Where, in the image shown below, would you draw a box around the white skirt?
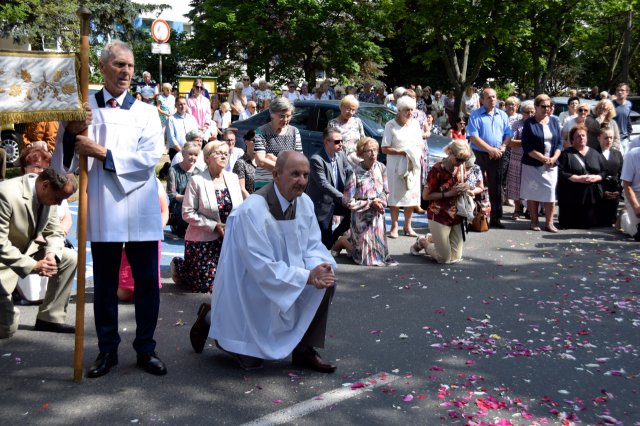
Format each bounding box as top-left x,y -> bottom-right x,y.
519,164 -> 557,203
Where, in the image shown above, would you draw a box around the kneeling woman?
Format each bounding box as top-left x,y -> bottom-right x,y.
171,141 -> 244,293
413,139 -> 471,264
331,137 -> 396,266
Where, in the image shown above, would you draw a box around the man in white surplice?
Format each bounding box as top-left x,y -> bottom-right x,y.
209,151 -> 338,372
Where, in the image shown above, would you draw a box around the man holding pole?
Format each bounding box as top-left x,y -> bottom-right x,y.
60,40 -> 166,378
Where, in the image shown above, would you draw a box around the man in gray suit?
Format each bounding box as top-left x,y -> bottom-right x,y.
0,168 -> 78,338
306,128 -> 352,249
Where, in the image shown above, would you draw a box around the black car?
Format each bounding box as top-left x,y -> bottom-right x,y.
231,100 -> 396,162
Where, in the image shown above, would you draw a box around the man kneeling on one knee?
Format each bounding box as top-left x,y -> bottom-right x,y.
0,168 -> 78,338
189,151 -> 338,373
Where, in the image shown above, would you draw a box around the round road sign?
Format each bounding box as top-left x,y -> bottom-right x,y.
151,19 -> 171,43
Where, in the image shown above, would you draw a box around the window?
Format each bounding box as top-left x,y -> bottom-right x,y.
290,106 -> 312,130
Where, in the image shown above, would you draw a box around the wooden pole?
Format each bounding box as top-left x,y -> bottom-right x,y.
73,3 -> 91,383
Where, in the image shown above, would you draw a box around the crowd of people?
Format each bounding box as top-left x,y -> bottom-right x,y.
2,39 -> 639,379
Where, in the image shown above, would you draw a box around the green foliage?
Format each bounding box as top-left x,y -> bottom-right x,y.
186,0 -> 392,88
0,0 -> 167,51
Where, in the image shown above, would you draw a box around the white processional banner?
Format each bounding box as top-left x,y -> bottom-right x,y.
0,50 -> 85,125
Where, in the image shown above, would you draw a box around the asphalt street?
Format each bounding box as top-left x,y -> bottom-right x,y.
1,206 -> 639,425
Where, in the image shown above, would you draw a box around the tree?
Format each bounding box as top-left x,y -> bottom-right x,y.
0,0 -> 165,51
186,0 -> 392,88
399,0 -> 523,118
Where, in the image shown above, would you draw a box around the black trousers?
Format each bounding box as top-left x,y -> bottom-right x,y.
319,204 -> 351,250
92,241 -> 160,354
296,285 -> 335,351
475,150 -> 503,221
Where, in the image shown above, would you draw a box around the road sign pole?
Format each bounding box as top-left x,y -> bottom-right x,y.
159,54 -> 163,88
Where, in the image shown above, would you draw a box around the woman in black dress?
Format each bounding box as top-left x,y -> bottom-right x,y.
595,127 -> 623,226
557,125 -> 607,229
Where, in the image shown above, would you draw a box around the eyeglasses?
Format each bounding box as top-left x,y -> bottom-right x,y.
333,139 -> 343,144
505,103 -> 514,106
362,149 -> 377,155
538,104 -> 551,109
194,86 -> 203,90
243,78 -> 249,81
455,157 -> 467,164
211,151 -> 229,157
223,138 -> 235,143
578,108 -> 589,113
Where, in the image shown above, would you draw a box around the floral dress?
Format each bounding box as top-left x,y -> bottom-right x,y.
232,153 -> 256,194
174,188 -> 233,293
506,118 -> 525,200
328,117 -> 365,161
343,161 -> 395,266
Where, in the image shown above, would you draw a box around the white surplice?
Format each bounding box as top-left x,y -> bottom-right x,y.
209,191 -> 336,360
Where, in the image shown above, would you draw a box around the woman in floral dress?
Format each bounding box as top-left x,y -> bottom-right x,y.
171,141 -> 244,293
331,137 -> 396,266
328,95 -> 365,165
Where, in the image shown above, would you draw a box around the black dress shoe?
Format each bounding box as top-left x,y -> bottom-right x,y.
292,348 -> 337,373
87,352 -> 118,378
214,340 -> 263,371
190,303 -> 211,354
33,319 -> 75,334
137,352 -> 167,376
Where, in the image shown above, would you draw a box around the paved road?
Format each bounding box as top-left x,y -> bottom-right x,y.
2,207 -> 639,425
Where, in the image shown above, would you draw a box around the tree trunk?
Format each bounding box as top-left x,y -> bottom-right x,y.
618,9 -> 632,83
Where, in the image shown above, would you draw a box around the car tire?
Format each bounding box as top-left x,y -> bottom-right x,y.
0,138 -> 20,166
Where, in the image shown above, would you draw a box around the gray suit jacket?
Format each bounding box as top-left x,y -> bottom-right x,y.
306,148 -> 351,226
0,175 -> 65,288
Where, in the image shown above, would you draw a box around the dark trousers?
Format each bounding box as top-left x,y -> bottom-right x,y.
92,241 -> 160,354
319,205 -> 351,250
475,150 -> 503,221
296,285 -> 335,351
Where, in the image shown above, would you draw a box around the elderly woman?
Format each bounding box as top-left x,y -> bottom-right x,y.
411,140 -> 472,263
253,97 -> 303,186
233,129 -> 260,198
330,137 -> 396,266
561,102 -> 598,148
171,141 -> 244,293
228,82 -> 247,122
381,95 -> 424,238
254,79 -> 274,111
328,95 -> 365,164
507,102 -> 535,220
590,99 -> 621,150
167,141 -> 202,238
557,125 -> 607,229
299,82 -> 314,100
170,129 -> 207,171
520,94 -> 563,232
595,127 -> 623,226
213,101 -> 232,132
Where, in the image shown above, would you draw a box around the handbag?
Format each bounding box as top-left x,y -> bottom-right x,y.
469,200 -> 489,232
455,166 -> 475,220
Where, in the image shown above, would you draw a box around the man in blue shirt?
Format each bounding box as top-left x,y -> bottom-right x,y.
467,88 -> 513,228
166,96 -> 198,160
613,83 -> 633,155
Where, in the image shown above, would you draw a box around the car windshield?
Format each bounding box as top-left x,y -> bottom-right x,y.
357,106 -> 396,135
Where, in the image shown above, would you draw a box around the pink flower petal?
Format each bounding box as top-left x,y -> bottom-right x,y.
403,394 -> 414,402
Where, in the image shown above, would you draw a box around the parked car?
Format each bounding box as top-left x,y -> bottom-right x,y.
230,100 -> 395,162
552,96 -> 640,136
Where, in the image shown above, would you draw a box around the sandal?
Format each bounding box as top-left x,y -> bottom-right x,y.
530,222 -> 541,232
545,224 -> 559,233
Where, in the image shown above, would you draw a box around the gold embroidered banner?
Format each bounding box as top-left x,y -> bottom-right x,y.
0,50 -> 85,125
